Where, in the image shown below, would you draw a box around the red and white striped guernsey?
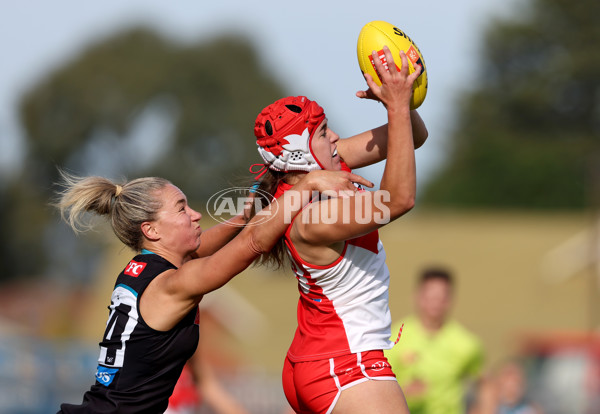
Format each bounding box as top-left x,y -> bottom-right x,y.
276,182 -> 395,363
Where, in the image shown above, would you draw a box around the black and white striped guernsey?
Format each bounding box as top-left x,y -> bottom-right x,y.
59,252 -> 199,414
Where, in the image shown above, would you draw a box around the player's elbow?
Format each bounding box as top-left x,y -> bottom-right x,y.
389,195 -> 415,219
413,128 -> 428,149
243,226 -> 271,257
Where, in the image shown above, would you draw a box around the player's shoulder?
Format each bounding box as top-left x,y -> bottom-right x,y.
120,253 -> 175,279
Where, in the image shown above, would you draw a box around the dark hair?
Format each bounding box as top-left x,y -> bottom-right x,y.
249,169 -> 289,268
418,266 -> 454,288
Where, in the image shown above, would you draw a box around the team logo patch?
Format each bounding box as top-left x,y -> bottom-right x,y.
95,365 -> 119,387
124,260 -> 147,277
371,361 -> 391,371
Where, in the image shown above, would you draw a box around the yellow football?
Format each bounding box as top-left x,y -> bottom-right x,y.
357,21 -> 428,109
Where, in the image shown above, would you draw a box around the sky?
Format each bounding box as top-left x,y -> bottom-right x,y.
0,0 -> 520,188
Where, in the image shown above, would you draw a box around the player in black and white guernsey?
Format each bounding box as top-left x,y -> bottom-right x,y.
60,252 -> 196,413
55,170 -> 371,413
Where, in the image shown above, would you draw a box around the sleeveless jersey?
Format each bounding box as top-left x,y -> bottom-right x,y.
277,179 -> 394,362
59,252 -> 199,414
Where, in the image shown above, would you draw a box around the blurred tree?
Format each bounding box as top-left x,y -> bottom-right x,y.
421,0 -> 599,209
2,27 -> 285,283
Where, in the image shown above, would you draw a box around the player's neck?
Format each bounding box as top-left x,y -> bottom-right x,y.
420,316 -> 445,333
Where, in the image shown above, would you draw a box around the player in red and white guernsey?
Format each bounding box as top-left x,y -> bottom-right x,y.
250,48 -> 428,414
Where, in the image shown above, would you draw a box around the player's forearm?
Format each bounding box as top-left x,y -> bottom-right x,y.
379,106 -> 416,218
249,178 -> 316,253
194,215 -> 245,258
340,109 -> 427,169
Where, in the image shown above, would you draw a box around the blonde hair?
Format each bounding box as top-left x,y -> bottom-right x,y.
55,171 -> 171,251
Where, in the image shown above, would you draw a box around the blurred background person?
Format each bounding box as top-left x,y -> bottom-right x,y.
385,266 -> 484,414
469,358 -> 544,414
166,343 -> 250,414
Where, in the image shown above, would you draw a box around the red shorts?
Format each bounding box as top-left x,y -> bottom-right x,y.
282,350 -> 397,414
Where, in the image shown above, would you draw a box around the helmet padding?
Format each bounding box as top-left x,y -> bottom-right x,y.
254,96 -> 326,172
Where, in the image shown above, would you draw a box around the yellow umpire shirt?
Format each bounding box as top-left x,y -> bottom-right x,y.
385,315 -> 484,414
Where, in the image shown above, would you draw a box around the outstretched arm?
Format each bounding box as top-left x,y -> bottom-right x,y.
171,170 -> 372,296
192,215 -> 246,258
292,47 -> 420,247
141,170 -> 372,331
192,187 -> 258,258
337,110 -> 427,169
186,342 -> 250,414
192,191 -> 256,258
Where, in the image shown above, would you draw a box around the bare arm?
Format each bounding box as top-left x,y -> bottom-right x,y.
141,170 -> 371,330
467,377 -> 499,414
187,343 -> 250,414
293,48 -> 420,248
180,170 -> 371,293
411,110 -> 428,149
142,170 -> 373,330
193,190 -> 257,258
337,109 -> 427,170
192,214 -> 246,258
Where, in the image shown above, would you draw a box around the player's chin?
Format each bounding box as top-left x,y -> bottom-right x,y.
196,237 -> 202,250
331,156 -> 342,171
320,157 -> 342,172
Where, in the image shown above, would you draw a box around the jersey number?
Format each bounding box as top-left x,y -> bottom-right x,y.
98,285 -> 139,367
103,303 -> 132,365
